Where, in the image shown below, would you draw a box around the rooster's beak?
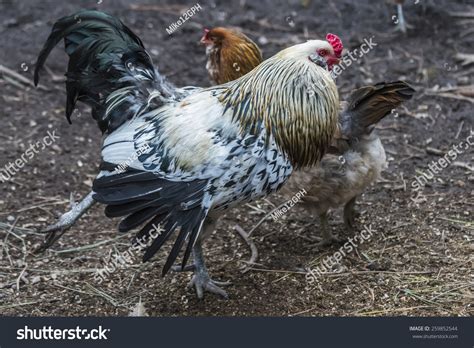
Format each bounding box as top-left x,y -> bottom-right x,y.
327,57 -> 340,66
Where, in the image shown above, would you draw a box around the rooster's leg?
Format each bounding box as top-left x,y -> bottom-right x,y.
187,219 -> 231,299
312,212 -> 342,248
343,196 -> 358,230
35,192 -> 96,252
188,241 -> 231,299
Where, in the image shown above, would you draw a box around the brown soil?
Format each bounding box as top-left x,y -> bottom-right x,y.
0,0 -> 472,316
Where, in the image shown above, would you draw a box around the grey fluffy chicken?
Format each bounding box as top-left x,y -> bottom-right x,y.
282,81 -> 415,246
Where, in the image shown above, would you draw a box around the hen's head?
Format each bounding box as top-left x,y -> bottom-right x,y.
200,27 -> 239,48
279,33 -> 343,71
200,27 -> 219,47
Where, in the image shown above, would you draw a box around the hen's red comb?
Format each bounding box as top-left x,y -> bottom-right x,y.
202,28 -> 210,41
326,33 -> 343,58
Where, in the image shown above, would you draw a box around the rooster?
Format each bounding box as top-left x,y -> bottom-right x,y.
200,27 -> 263,85
201,27 -> 414,246
34,10 -> 198,250
36,12 -> 343,298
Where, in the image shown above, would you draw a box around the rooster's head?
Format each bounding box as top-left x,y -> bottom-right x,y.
279,33 -> 343,71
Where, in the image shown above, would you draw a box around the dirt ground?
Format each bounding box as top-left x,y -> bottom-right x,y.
0,0 -> 472,317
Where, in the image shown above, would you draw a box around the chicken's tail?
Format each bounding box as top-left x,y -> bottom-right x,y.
92,168 -> 210,276
34,10 -> 179,133
339,81 -> 415,140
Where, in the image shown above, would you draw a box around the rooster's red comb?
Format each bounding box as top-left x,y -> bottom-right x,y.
326,33 -> 343,58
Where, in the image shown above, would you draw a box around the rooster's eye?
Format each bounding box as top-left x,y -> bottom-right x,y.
318,49 -> 328,56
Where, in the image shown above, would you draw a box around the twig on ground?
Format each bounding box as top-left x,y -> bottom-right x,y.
16,266 -> 28,292
356,305 -> 435,316
0,64 -> 48,91
0,222 -> 41,236
452,161 -> 474,172
16,199 -> 69,213
449,11 -> 474,19
44,66 -> 66,83
233,225 -> 258,273
85,282 -> 120,306
425,146 -> 444,156
244,203 -> 268,215
49,233 -> 130,254
424,86 -> 474,104
246,201 -> 288,237
0,301 -> 42,310
455,53 -> 474,66
2,75 -> 25,89
455,120 -> 464,139
2,217 -> 19,267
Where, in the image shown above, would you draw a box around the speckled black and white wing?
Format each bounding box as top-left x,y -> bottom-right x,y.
93,87 -> 292,275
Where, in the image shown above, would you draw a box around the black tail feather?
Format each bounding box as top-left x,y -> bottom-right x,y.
93,169 -> 209,275
117,205 -> 168,231
34,10 -> 176,133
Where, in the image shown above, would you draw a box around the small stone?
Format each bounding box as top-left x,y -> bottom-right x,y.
455,180 -> 465,187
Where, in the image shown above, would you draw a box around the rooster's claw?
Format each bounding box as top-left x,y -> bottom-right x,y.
188,273 -> 231,299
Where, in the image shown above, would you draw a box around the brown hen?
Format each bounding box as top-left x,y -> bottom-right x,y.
201,27 -> 263,85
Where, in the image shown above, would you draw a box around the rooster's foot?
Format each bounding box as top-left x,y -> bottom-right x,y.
34,192 -> 96,253
188,240 -> 231,299
188,272 -> 231,299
